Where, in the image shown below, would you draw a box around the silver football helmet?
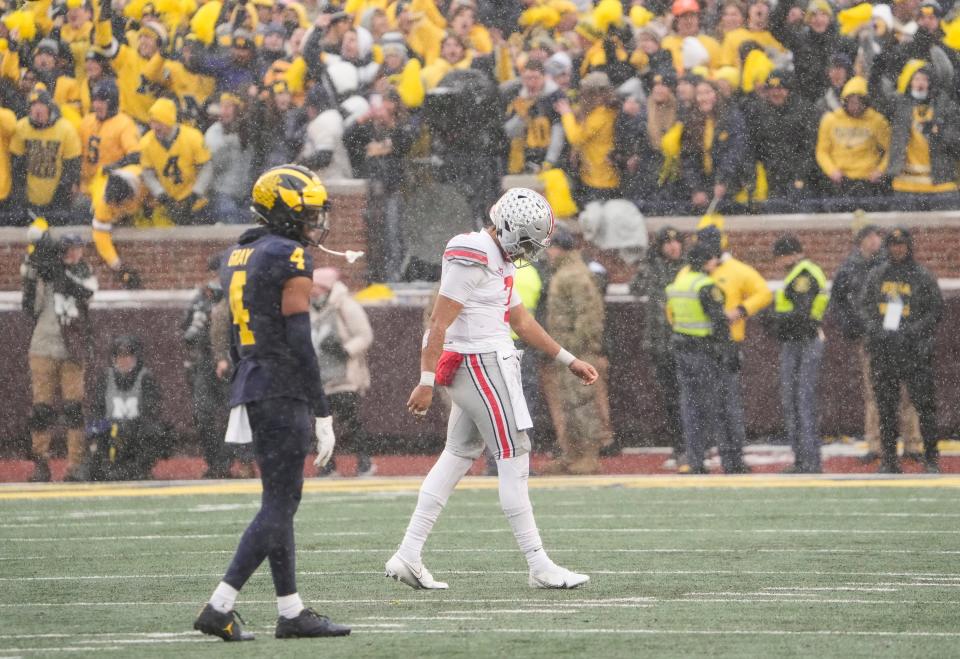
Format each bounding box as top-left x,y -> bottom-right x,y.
489,187 -> 556,263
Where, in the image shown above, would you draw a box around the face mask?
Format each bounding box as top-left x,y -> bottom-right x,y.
911,89 -> 928,101
311,295 -> 328,310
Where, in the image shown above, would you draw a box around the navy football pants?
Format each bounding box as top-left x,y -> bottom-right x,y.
223,398 -> 311,597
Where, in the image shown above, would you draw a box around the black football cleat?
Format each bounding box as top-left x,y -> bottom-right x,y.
275,608 -> 351,639
193,604 -> 255,641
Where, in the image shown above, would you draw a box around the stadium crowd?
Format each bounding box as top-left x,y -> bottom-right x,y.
3,0 -> 960,275
5,0 -> 953,481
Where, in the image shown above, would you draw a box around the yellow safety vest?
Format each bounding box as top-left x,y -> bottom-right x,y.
775,259 -> 829,321
511,265 -> 542,341
666,270 -> 715,337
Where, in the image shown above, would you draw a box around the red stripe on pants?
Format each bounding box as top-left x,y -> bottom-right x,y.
468,354 -> 511,459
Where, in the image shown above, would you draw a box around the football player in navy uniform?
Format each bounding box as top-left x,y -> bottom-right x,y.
193,164 -> 351,641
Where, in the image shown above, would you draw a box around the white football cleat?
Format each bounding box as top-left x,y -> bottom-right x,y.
385,553 -> 449,590
528,563 -> 590,589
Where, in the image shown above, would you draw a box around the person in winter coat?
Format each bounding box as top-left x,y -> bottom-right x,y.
679,78 -> 748,212
887,61 -> 960,210
541,229 -> 610,475
554,71 -> 621,204
10,87 -> 82,221
204,93 -> 256,224
631,227 -> 686,469
770,0 -> 856,103
22,231 -> 97,482
829,224 -> 924,464
859,227 -> 943,474
814,53 -> 854,117
815,76 -> 891,204
88,335 -> 166,481
309,268 -> 376,477
744,70 -> 819,208
871,0 -> 956,105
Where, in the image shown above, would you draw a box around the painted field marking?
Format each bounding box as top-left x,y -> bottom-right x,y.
7,627 -> 953,641
4,569 -> 960,584
5,548 -> 960,561
6,526 -> 960,543
0,496 -> 955,520
6,595 -> 960,610
3,474 -> 960,501
7,509 -> 960,530
11,508 -> 960,532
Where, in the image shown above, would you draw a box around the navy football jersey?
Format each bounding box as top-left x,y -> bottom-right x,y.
220,227 -> 317,407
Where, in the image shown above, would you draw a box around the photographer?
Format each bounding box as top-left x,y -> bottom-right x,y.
309,268 -> 375,477
88,335 -> 167,481
22,228 -> 97,482
182,256 -> 230,478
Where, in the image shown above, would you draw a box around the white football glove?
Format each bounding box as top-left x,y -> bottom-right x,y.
313,416 -> 336,468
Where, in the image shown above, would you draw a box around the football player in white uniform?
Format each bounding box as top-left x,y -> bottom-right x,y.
385,188 -> 599,590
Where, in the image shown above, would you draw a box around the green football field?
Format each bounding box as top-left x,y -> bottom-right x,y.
1,475 -> 959,658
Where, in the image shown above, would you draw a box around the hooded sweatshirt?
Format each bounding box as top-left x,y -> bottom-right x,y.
859,235 -> 943,359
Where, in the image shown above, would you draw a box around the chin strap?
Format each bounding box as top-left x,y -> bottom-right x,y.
318,244 -> 365,264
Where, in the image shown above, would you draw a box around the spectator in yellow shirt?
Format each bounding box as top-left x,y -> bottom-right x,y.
0,105 -> 16,212
816,76 -> 891,204
139,98 -> 213,225
90,165 -> 146,288
554,71 -> 620,204
10,87 -> 82,223
661,0 -> 723,74
720,0 -> 785,68
421,32 -> 474,90
78,79 -> 140,195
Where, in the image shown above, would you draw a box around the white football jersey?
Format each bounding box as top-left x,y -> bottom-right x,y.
437,230 -> 522,354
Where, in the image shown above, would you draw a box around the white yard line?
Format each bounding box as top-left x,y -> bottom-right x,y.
6,527 -> 960,542
4,596 -> 960,609
350,627 -> 960,638
1,624 -> 958,654
6,510 -> 960,529
0,496 -> 954,520
9,505 -> 960,530
0,597 -> 656,608
5,548 -> 960,562
3,569 -> 960,583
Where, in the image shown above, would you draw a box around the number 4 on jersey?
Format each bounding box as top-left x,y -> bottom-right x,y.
229,271 -> 256,345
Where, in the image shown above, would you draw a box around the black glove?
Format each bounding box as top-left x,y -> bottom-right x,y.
117,265 -> 143,289
320,333 -> 348,360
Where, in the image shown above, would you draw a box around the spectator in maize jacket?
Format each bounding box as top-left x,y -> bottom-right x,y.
554,71 -> 620,204
815,76 -> 891,201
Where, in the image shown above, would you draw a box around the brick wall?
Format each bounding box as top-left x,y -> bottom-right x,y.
0,183 -> 370,292
2,186 -> 960,290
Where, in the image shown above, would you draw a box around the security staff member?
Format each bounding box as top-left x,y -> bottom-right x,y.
859,227 -> 944,473
772,235 -> 828,474
666,240 -> 731,475
694,220 -> 772,473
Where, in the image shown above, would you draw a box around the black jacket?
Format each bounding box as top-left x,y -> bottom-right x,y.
631,254 -> 684,353
828,247 -> 885,340
770,3 -> 856,102
744,93 -> 819,195
887,93 -> 960,184
774,261 -> 824,342
680,104 -> 749,195
859,256 -> 944,359
344,119 -> 417,190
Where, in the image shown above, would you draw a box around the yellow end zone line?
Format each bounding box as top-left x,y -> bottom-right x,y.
2,474 -> 960,500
